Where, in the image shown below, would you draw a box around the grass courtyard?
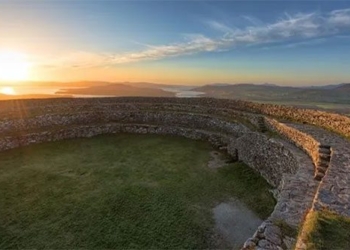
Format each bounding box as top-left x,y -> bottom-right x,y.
0,134 -> 275,249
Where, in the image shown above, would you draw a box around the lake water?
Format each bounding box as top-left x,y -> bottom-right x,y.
160,87 -> 204,98
1,86 -> 205,98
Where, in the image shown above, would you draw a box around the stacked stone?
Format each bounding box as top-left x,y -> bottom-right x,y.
230,148 -> 239,162
314,145 -> 332,181
1,97 -> 349,138
257,116 -> 267,133
242,220 -> 295,250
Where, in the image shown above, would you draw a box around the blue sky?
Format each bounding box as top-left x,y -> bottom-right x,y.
1,0 -> 350,85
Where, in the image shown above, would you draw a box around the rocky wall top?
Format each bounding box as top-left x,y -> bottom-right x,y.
0,97 -> 349,138
285,123 -> 350,217
0,110 -> 250,137
265,118 -> 320,164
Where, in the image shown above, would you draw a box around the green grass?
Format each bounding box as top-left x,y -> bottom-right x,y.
0,134 -> 275,249
302,210 -> 350,250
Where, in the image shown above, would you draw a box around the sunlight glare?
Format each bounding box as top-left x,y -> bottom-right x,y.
0,50 -> 30,81
0,87 -> 16,95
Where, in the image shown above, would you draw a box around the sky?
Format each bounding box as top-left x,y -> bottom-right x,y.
1,0 -> 350,86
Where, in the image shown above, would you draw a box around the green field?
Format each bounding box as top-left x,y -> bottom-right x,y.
302,210 -> 350,250
0,134 -> 275,249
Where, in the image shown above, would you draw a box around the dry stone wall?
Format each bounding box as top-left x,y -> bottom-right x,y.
0,124 -> 230,152
0,111 -> 250,137
1,97 -> 349,250
264,118 -> 320,169
1,97 -> 349,137
228,133 -> 298,189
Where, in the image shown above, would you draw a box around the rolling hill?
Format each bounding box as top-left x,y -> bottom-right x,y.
194,83 -> 350,104
56,83 -> 175,97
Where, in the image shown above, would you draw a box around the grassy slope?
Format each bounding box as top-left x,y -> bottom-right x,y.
194,84 -> 350,113
0,134 -> 275,249
302,210 -> 350,250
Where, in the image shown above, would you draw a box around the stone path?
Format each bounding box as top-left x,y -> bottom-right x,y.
285,123 -> 350,217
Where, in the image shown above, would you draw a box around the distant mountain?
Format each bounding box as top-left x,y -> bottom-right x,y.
0,93 -> 72,100
208,83 -> 278,87
56,83 -> 175,97
125,82 -> 195,89
334,83 -> 350,91
262,83 -> 278,87
194,84 -> 298,99
0,81 -> 194,90
206,83 -> 232,87
301,83 -> 350,90
193,83 -> 350,105
0,81 -> 111,88
1,81 -> 349,113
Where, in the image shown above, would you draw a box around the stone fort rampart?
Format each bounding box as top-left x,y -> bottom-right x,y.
0,97 -> 349,250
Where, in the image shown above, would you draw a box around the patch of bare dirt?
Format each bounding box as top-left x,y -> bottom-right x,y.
207,150 -> 230,169
212,199 -> 263,249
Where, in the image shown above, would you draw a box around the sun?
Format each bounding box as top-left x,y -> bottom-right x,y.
0,50 -> 30,81
0,87 -> 16,95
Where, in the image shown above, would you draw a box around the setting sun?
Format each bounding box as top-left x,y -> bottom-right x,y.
0,51 -> 30,81
0,87 -> 16,95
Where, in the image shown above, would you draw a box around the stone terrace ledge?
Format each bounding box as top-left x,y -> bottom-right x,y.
285,123 -> 350,217
274,122 -> 350,250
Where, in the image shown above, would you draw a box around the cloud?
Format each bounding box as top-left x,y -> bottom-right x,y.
35,51 -> 111,69
39,8 -> 350,68
329,9 -> 350,26
111,34 -> 224,64
261,38 -> 328,50
242,15 -> 263,26
206,20 -> 236,34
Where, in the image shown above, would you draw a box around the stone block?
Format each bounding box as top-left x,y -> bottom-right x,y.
318,153 -> 331,161
317,166 -> 328,174
318,148 -> 331,154
243,238 -> 258,250
264,225 -> 282,246
314,171 -> 325,181
316,158 -> 329,168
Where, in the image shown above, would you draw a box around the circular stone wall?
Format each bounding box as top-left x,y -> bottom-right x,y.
1,97 -> 349,250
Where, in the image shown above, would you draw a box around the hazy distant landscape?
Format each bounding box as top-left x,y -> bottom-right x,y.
194,83 -> 350,114
56,83 -> 175,97
1,81 -> 349,114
